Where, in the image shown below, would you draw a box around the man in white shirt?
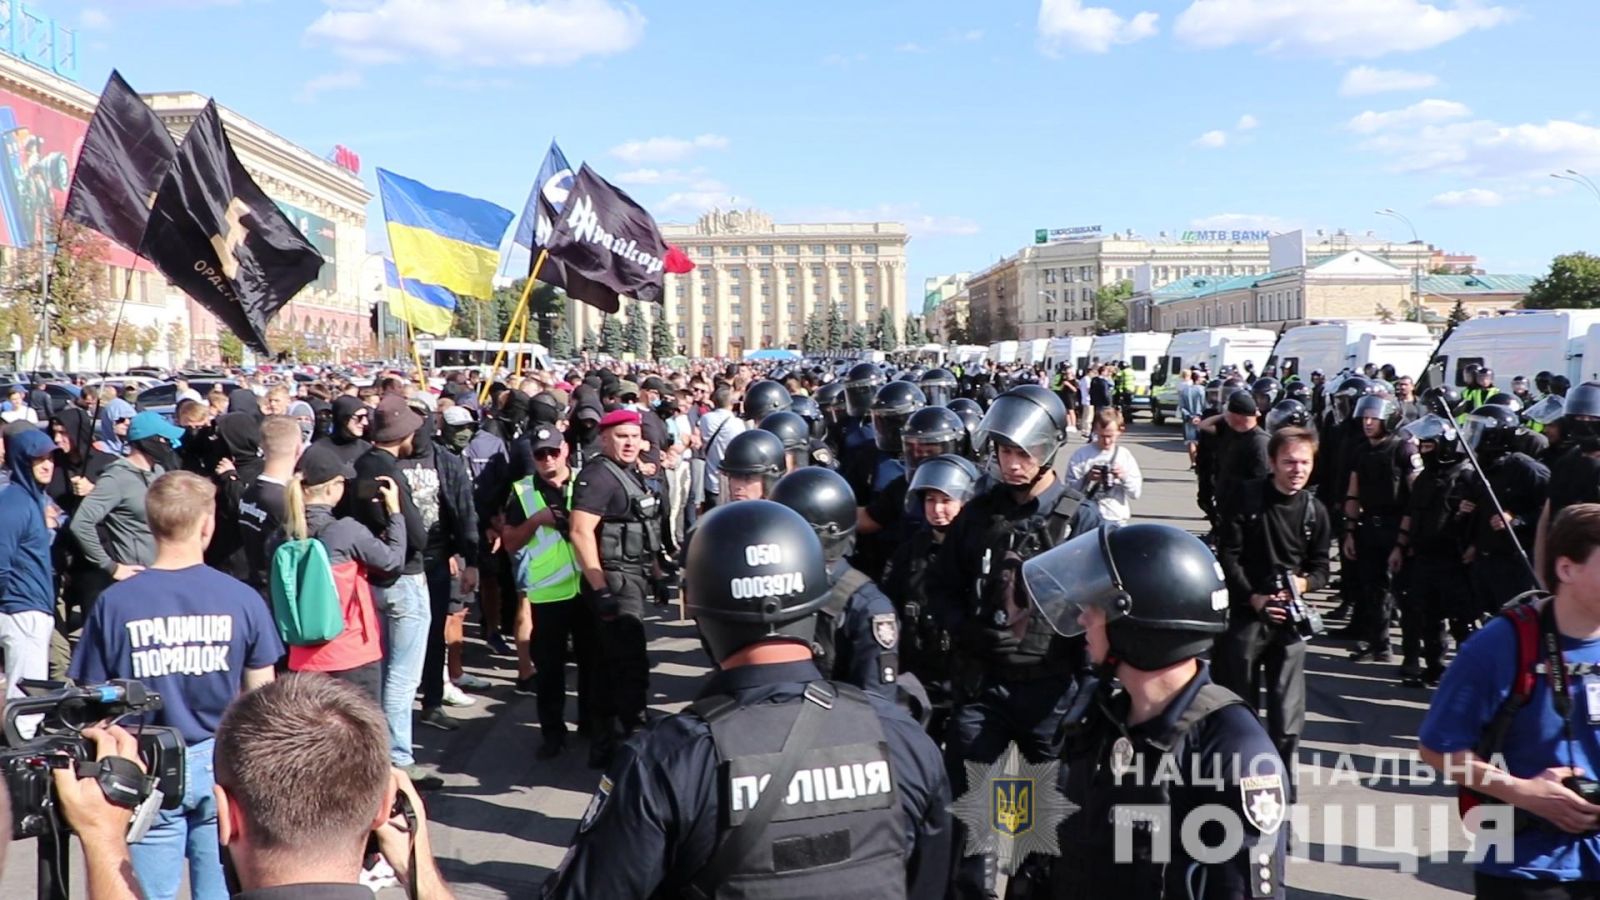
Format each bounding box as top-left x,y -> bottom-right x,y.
1067,408 -> 1143,524
697,386 -> 745,509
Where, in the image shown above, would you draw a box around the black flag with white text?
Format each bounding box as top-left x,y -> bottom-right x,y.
544,164 -> 671,311
63,70 -> 177,253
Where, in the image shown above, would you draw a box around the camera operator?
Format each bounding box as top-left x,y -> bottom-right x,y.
1214,427 -> 1330,794
1420,504 -> 1600,898
1066,409 -> 1143,525
55,676 -> 454,900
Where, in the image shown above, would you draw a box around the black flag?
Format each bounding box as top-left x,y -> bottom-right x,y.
140,101 -> 323,355
63,70 -> 178,253
544,164 -> 671,312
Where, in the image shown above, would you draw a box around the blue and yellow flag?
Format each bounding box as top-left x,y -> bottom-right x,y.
384,258 -> 456,337
377,168 -> 513,300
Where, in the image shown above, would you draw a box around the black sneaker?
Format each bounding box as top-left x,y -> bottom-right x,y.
420,706 -> 459,732
1326,602 -> 1353,621
536,740 -> 564,760
587,742 -> 614,770
1423,666 -> 1444,686
513,675 -> 537,696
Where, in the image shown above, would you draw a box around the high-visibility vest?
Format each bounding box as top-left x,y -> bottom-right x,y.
511,476 -> 581,603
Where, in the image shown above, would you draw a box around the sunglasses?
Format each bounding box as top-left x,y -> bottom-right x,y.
351,412 -> 370,421
534,448 -> 562,460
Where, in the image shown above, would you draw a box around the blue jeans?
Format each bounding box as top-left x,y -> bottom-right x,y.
376,572 -> 432,767
131,738 -> 225,900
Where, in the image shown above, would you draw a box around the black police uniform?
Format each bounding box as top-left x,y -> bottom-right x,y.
1213,476 -> 1331,777
814,558 -> 901,701
572,454 -> 663,753
1049,664 -> 1288,900
1396,454 -> 1473,676
1214,423 -> 1271,518
1546,450 -> 1600,520
1347,433 -> 1420,653
1466,451 -> 1548,617
1193,402 -> 1222,527
542,660 -> 954,900
881,526 -> 956,736
928,476 -> 1094,898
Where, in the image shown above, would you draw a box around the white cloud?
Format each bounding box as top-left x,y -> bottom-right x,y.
608,134 -> 729,166
613,167 -> 714,186
78,8 -> 112,30
1174,0 -> 1511,59
1037,0 -> 1159,55
1357,115 -> 1600,178
895,41 -> 929,53
305,0 -> 644,67
1236,113 -> 1259,131
1347,98 -> 1471,134
1193,129 -> 1228,148
955,28 -> 985,42
1189,212 -> 1299,232
297,69 -> 364,102
821,52 -> 868,67
1429,188 -> 1503,208
656,186 -> 744,218
789,203 -> 980,237
1340,65 -> 1440,97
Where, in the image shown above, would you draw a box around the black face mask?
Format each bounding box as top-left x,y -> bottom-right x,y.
133,436 -> 179,471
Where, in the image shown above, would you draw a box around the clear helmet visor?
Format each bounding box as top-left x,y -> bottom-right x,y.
719,470 -> 778,502
1525,395 -> 1564,425
1458,413 -> 1496,451
1020,529 -> 1124,638
1398,414 -> 1459,446
972,395 -> 1062,464
921,383 -> 955,407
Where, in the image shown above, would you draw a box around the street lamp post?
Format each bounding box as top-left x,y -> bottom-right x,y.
1551,169 -> 1600,205
1375,208 -> 1424,321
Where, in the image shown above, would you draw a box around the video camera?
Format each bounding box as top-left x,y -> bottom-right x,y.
0,680 -> 184,840
1273,568 -> 1325,639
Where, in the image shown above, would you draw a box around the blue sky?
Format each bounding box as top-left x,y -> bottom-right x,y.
51,0 -> 1600,310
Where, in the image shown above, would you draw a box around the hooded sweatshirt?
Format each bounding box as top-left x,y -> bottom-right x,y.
47,407 -> 116,514
97,398 -> 136,456
68,456 -> 162,574
207,413 -> 264,581
315,396 -> 372,465
395,416 -> 478,567
227,390 -> 262,419
0,429 -> 57,614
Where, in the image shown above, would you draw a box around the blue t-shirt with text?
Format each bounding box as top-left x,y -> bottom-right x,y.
1419,612 -> 1600,880
70,565 -> 283,745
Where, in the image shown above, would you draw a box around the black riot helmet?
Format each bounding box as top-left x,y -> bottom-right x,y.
719,429 -> 787,499
906,454 -> 982,508
1331,375 -> 1373,424
973,383 -> 1067,465
1399,414 -> 1464,464
947,396 -> 983,418
870,381 -> 927,454
1523,394 -> 1564,428
1552,375 -> 1573,397
1265,399 -> 1311,433
918,368 -> 958,407
684,500 -> 832,663
947,401 -> 985,461
1022,524 -> 1228,671
1421,385 -> 1463,419
759,410 -> 812,471
843,363 -> 885,418
814,381 -> 847,423
900,406 -> 965,475
1354,394 -> 1402,434
743,380 -> 793,422
1485,392 -> 1522,413
768,467 -> 857,561
788,395 -> 826,441
1536,371 -> 1554,394
1460,404 -> 1521,461
1204,378 -> 1225,409
1564,381 -> 1600,419
1283,380 -> 1312,405
1251,376 -> 1283,413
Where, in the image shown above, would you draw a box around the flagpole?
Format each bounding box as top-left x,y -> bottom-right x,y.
100,265 -> 139,373
33,240 -> 55,371
480,248 -> 546,402
516,290 -> 531,378
398,288 -> 427,388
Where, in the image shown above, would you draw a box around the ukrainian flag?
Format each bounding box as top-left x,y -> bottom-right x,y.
377,168 -> 513,300
384,258 -> 457,337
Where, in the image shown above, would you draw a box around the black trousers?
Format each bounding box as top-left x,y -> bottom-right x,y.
327,660 -> 384,708
1211,616 -> 1305,796
420,563 -> 453,709
1354,517 -> 1400,649
1476,874 -> 1600,899
1399,554 -> 1464,669
590,569 -> 650,744
532,596 -> 597,745
1473,553 -> 1538,620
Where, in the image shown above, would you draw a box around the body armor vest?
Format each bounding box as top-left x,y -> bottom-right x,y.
591,456 -> 662,572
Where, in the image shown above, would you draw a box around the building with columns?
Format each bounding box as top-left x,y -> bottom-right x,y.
0,50 -> 370,371
565,208 -> 909,358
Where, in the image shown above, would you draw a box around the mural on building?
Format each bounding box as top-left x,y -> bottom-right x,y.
274,199 -> 337,293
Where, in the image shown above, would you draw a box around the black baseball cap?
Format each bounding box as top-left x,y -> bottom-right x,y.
298,443 -> 357,487
1226,390 -> 1258,416
530,426 -> 565,453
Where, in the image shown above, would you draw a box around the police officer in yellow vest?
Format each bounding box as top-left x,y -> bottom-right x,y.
497,425 -> 596,760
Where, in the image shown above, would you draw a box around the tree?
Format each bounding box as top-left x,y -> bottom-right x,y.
848,323 -> 869,351
650,308 -> 674,359
598,314 -> 624,355
874,306 -> 898,350
825,302 -> 846,352
581,327 -> 598,354
1373,303 -> 1396,324
1448,298 -> 1471,327
6,214 -> 110,360
165,321 -> 187,366
1524,252 -> 1600,309
623,303 -> 649,357
1093,280 -> 1133,333
803,310 -> 825,353
217,331 -> 244,366
549,306 -> 575,358
903,314 -> 923,346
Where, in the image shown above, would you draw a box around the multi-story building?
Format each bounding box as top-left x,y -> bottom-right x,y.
565,208 -> 908,358
966,229 -> 1438,340
0,49 -> 371,371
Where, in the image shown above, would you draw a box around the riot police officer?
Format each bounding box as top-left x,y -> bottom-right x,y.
787,395 -> 836,468
859,405 -> 966,556
1264,398 -> 1312,433
759,410 -> 814,473
918,367 -> 958,407
1460,404 -> 1548,618
769,467 -> 903,699
815,380 -> 848,458
1020,524 -> 1288,900
947,398 -> 985,462
718,429 -> 788,502
1251,376 -> 1283,414
568,409 -> 664,768
840,362 -> 884,467
927,383 -> 1097,899
543,500 -> 954,900
1389,415 -> 1474,685
880,454 -> 981,739
1535,382 -> 1600,580
743,379 -> 793,427
1341,395 -> 1420,664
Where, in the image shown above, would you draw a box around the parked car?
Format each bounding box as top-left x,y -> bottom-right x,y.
1,382 -> 80,415
135,378 -> 241,415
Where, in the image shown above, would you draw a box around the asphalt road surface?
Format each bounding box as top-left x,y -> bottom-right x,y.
0,421 -> 1479,898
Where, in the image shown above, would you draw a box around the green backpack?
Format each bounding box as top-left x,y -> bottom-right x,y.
269,539 -> 345,646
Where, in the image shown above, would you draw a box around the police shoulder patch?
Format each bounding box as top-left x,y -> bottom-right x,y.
1239,773 -> 1285,834
871,613 -> 898,649
578,774 -> 613,833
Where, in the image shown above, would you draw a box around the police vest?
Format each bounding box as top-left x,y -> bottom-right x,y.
889,530 -> 952,685
589,456 -> 662,572
971,487 -> 1099,666
689,682 -> 907,900
813,564 -> 872,684
511,476 -> 581,603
